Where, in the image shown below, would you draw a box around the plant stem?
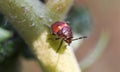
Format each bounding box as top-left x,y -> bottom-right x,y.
0,0 -> 81,72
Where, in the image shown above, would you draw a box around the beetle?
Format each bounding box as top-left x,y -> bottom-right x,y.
51,21 -> 87,52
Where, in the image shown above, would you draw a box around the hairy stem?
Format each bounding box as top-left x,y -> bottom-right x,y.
0,0 -> 80,72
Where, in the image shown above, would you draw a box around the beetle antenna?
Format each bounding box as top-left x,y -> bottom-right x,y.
56,39 -> 63,52
72,36 -> 87,41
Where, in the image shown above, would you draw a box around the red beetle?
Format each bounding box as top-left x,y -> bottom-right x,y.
51,21 -> 87,52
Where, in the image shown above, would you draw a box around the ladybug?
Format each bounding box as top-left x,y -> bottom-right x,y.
51,21 -> 87,52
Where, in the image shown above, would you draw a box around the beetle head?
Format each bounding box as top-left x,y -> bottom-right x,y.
64,37 -> 72,45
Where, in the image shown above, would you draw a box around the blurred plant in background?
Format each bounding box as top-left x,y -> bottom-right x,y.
0,14 -> 15,62
66,6 -> 92,36
0,13 -> 36,72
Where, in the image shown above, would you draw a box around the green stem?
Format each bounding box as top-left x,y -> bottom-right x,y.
0,0 -> 80,72
46,0 -> 73,21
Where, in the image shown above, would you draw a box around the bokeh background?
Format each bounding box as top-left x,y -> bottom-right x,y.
0,0 -> 120,72
75,0 -> 120,72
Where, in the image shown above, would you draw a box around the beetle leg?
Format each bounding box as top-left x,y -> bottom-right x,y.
54,38 -> 60,40
72,36 -> 87,41
56,39 -> 63,52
